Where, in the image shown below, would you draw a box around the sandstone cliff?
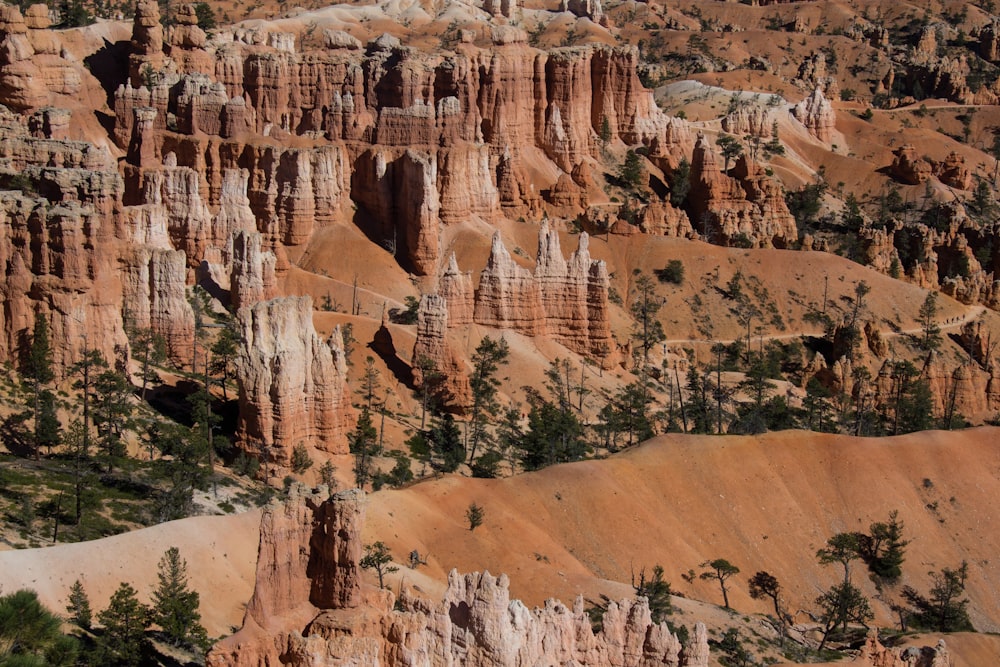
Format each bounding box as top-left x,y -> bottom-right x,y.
207,487 -> 709,667
235,297 -> 354,467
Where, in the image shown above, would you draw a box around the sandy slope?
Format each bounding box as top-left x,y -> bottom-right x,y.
4,427 -> 1000,654
0,509 -> 260,637
364,427 -> 1000,636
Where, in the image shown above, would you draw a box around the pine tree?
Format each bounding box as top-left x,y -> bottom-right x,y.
815,582 -> 873,652
66,579 -> 92,630
716,134 -> 744,173
618,150 -> 644,188
349,407 -> 378,487
360,542 -> 398,589
152,547 -> 208,649
24,312 -> 58,459
699,559 -> 740,609
0,589 -> 78,665
128,325 -> 166,400
93,369 -> 136,472
96,582 -> 151,666
669,158 -> 691,208
630,274 -> 666,364
633,565 -> 673,623
430,412 -> 464,473
209,320 -> 239,400
917,292 -> 942,351
466,337 -> 509,467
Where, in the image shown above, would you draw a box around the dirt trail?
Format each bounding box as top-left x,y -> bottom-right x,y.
662,304 -> 985,347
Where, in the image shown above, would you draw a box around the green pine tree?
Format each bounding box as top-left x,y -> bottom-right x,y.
66,579 -> 92,630
96,582 -> 151,666
152,547 -> 208,649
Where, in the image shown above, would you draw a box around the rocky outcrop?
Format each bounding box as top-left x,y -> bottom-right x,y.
0,4 -> 80,111
562,0 -> 604,23
235,297 -> 353,467
688,134 -> 797,248
855,630 -> 951,667
469,224 -> 614,359
411,293 -> 471,407
207,487 -> 708,667
352,148 -> 442,275
791,87 -> 835,143
122,247 -> 196,364
128,0 -> 165,87
0,113 -> 128,373
230,230 -> 277,310
979,18 -> 1000,63
484,0 -> 517,19
474,231 -> 547,335
722,105 -> 772,138
935,152 -> 972,190
439,252 -> 475,326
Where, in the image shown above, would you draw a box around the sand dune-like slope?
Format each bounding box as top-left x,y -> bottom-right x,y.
3,428 -> 1000,648
365,427 -> 1000,633
0,509 -> 261,636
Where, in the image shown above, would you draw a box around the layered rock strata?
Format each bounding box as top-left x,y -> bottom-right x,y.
235,297 -> 353,466
207,487 -> 709,667
429,224 -> 613,360
687,134 -> 797,248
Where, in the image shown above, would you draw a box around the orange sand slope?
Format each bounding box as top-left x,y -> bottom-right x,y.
2,428 -> 1000,646
366,428 -> 1000,634
0,509 -> 260,636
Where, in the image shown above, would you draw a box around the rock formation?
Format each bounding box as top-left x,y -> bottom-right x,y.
687,134 -> 797,248
411,293 -> 471,407
0,5 -> 80,111
230,230 -> 277,310
460,224 -> 614,359
791,87 -> 835,143
207,487 -> 709,667
128,0 -> 165,87
0,111 -> 127,372
235,297 -> 354,467
854,630 -> 951,667
474,231 -> 547,336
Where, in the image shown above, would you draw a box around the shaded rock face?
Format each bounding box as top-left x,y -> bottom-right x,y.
687,134 -> 797,248
235,297 -> 354,466
207,487 -> 708,667
352,148 -> 442,275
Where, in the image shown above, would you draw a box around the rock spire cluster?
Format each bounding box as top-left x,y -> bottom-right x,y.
207,487 -> 709,667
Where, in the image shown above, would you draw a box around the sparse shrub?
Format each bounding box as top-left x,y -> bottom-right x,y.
360,541 -> 398,589
633,565 -> 673,622
655,259 -> 685,285
466,502 -> 485,531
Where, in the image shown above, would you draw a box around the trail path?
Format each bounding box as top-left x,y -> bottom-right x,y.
662,305 -> 986,347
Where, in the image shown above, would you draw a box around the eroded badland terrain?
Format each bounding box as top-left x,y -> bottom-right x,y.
2,0 -> 1000,663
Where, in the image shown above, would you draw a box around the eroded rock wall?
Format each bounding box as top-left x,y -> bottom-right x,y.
207,487 -> 709,667
235,296 -> 353,465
